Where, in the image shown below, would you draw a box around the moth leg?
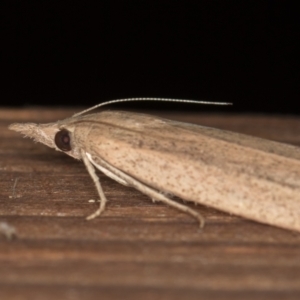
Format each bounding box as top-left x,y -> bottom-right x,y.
87,154 -> 205,228
86,153 -> 129,186
81,150 -> 108,220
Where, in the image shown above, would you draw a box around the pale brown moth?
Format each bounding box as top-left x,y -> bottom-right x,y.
9,98 -> 300,232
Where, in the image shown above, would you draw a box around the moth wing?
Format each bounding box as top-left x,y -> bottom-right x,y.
77,111 -> 300,231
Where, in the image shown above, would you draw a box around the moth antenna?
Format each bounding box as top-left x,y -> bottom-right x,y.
73,98 -> 232,117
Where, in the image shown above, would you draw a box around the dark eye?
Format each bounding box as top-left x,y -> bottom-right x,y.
55,129 -> 71,151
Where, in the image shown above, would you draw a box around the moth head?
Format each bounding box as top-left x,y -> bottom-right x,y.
9,122 -> 81,159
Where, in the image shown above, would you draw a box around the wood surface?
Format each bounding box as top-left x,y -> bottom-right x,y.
1,108 -> 300,300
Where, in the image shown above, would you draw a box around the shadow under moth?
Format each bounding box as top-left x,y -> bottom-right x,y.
9,98 -> 300,232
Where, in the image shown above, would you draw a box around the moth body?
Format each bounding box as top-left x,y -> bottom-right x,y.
9,103 -> 300,232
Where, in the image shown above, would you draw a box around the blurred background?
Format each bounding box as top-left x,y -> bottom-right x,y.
1,1 -> 299,114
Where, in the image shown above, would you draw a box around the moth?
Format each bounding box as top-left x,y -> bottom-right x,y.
9,98 -> 300,232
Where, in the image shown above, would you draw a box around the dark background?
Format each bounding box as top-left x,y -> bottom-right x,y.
1,1 -> 299,113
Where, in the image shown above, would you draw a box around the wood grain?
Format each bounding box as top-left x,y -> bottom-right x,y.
1,108 -> 300,300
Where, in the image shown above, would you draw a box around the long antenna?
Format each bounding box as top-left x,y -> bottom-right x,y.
73,97 -> 232,117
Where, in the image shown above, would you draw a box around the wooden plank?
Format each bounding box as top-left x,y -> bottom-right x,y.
1,108 -> 300,300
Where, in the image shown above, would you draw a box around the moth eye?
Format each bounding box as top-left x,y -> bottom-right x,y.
55,129 -> 72,151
